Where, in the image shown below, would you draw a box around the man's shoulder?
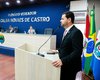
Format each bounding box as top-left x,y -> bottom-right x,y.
70,26 -> 82,36
73,26 -> 82,33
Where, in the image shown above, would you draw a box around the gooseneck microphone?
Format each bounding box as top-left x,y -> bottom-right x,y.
37,26 -> 60,57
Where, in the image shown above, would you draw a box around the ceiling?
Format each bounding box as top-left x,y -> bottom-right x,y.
0,0 -> 73,10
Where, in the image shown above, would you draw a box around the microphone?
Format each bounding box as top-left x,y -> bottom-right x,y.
37,26 -> 60,57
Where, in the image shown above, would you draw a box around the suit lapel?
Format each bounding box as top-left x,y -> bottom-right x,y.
61,25 -> 75,45
62,31 -> 70,41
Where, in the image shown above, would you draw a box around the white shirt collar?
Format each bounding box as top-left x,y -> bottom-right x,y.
65,24 -> 73,32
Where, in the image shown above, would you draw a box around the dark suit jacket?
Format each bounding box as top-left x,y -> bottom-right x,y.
58,25 -> 83,80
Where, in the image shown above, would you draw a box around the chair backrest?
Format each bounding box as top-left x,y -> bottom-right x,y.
44,28 -> 53,34
14,27 -> 18,33
75,71 -> 82,80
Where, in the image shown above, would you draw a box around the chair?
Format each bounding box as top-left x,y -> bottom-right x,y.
0,29 -> 4,32
14,27 -> 18,33
75,71 -> 83,80
44,28 -> 53,34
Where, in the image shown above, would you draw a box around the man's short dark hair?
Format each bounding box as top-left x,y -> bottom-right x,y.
63,11 -> 75,23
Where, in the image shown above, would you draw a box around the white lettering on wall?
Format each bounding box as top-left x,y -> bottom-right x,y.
31,17 -> 50,22
0,17 -> 50,23
8,11 -> 37,17
0,11 -> 51,23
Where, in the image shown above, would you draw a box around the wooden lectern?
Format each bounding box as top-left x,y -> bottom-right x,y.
15,43 -> 60,80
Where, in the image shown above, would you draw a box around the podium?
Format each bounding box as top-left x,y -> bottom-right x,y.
15,43 -> 60,80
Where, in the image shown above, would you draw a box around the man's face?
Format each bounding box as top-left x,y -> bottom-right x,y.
60,14 -> 69,28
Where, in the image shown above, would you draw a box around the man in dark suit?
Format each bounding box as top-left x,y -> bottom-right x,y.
52,11 -> 83,80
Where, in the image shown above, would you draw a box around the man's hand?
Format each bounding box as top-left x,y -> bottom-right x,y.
47,50 -> 59,54
52,59 -> 63,68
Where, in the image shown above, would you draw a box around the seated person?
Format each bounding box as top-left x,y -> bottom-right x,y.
0,26 -> 4,32
6,25 -> 14,33
0,29 -> 4,32
27,26 -> 36,34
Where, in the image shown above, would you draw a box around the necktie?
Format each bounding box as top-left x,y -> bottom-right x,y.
62,30 -> 67,40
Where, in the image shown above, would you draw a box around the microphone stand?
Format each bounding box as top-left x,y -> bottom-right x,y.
37,26 -> 60,57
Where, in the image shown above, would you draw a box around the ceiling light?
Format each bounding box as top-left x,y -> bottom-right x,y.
16,0 -> 21,4
29,0 -> 35,2
5,2 -> 10,6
